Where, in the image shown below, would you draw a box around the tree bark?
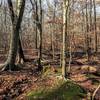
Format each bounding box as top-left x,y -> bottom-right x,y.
85,0 -> 89,61
16,0 -> 25,63
17,38 -> 26,63
62,0 -> 69,78
37,0 -> 43,71
2,0 -> 25,71
93,0 -> 97,53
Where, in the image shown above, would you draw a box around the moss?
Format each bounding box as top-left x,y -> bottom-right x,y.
87,74 -> 97,78
27,80 -> 86,100
42,66 -> 62,77
87,74 -> 100,85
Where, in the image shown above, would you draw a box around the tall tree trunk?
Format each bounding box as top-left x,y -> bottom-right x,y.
62,0 -> 69,78
85,0 -> 89,61
89,0 -> 92,32
82,3 -> 86,52
1,0 -> 25,71
16,0 -> 25,63
52,23 -> 55,61
35,0 -> 38,49
38,0 -> 43,71
35,24 -> 38,49
93,0 -> 97,53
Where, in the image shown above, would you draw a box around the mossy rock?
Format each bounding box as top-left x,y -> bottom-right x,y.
27,80 -> 86,100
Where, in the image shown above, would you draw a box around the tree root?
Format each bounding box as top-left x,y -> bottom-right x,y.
0,63 -> 21,71
0,64 -> 5,71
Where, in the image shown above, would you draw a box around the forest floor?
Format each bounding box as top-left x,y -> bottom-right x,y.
0,51 -> 100,100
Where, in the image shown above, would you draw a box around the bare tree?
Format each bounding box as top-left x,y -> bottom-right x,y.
62,0 -> 69,78
93,0 -> 97,53
1,0 -> 26,71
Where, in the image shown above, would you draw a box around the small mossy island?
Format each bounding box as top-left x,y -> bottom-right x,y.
27,80 -> 87,100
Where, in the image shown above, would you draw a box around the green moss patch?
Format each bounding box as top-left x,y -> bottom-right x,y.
87,74 -> 100,85
27,80 -> 86,100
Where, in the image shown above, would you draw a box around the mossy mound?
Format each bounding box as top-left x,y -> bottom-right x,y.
27,80 -> 86,100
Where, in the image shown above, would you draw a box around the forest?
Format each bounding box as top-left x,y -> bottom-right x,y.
0,0 -> 100,100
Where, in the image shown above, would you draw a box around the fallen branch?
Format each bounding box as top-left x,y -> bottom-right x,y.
92,84 -> 100,100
